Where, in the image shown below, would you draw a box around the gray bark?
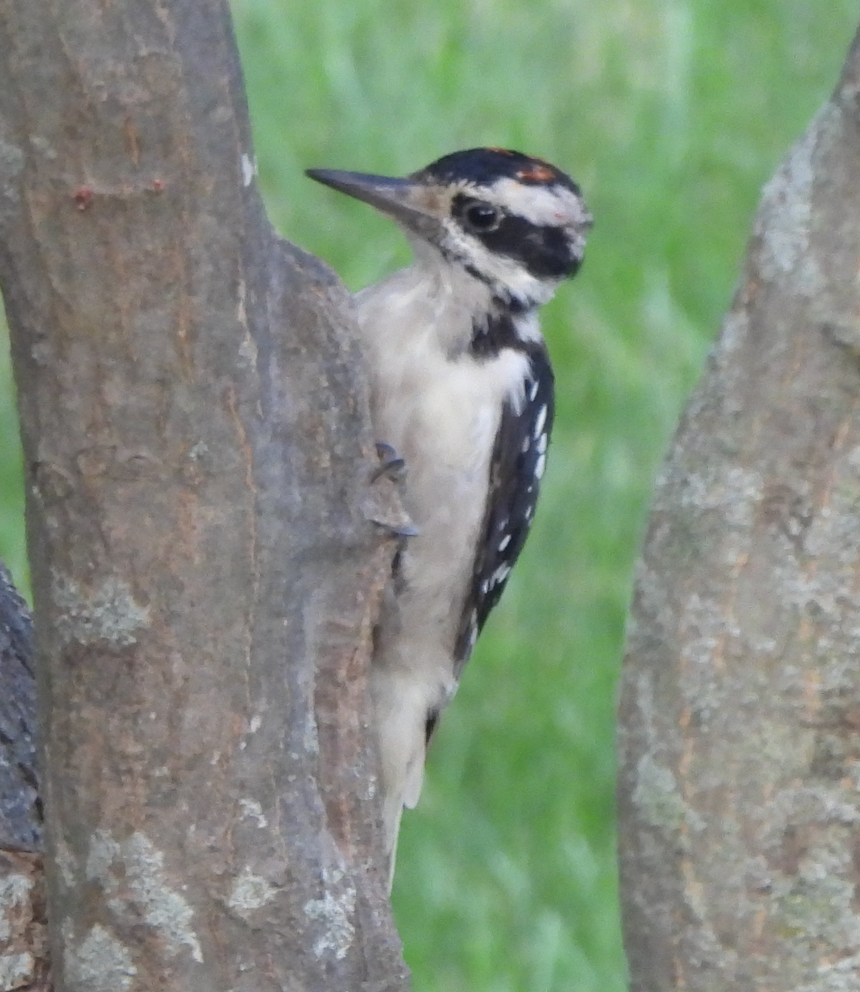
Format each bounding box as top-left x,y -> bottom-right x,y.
0,561 -> 39,853
0,1 -> 410,989
0,562 -> 47,991
618,24 -> 860,992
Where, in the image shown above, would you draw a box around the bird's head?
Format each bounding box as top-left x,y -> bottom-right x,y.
307,147 -> 592,309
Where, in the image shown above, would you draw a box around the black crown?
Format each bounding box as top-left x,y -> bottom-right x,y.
414,147 -> 581,195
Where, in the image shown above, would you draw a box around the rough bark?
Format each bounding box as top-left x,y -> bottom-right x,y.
0,562 -> 39,854
618,24 -> 860,992
0,1 -> 410,990
0,562 -> 48,991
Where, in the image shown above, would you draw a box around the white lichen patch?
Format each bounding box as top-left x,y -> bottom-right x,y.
632,754 -> 690,837
52,572 -> 150,646
713,308 -> 749,365
86,827 -> 121,881
303,712 -> 320,756
755,103 -> 837,297
756,117 -> 814,275
238,330 -> 257,369
771,785 -> 860,831
240,152 -> 257,187
678,463 -> 763,532
188,440 -> 209,463
0,137 -> 25,209
86,829 -> 203,964
0,952 -> 33,988
304,891 -> 356,961
54,832 -> 79,888
228,868 -> 277,915
0,873 -> 33,941
64,923 -> 137,992
303,870 -> 356,962
238,798 -> 267,828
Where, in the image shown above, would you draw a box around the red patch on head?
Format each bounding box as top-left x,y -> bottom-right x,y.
516,162 -> 557,183
486,146 -> 515,155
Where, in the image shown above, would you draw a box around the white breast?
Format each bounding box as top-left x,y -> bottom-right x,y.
354,257 -> 531,863
356,261 -> 529,617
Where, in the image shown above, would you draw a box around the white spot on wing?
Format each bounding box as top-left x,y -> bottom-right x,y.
535,453 -> 546,480
536,432 -> 548,454
490,564 -> 512,587
534,404 -> 547,439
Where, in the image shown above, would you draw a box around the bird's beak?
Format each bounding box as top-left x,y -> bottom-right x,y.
306,168 -> 440,235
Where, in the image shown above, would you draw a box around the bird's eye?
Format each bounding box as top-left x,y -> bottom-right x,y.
462,200 -> 502,233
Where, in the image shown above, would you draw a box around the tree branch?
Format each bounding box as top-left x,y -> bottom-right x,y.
618,24 -> 860,991
0,1 -> 409,988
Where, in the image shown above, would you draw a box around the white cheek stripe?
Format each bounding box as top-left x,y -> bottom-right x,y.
440,223 -> 558,306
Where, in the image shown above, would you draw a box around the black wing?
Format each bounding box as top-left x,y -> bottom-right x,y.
453,342 -> 554,677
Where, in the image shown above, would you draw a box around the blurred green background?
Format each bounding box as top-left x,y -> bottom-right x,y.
1,2 -> 857,989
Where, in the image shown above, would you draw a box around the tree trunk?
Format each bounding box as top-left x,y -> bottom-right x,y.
618,24 -> 860,992
0,561 -> 47,991
0,1 -> 410,989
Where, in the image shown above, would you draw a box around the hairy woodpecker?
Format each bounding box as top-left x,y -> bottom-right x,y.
307,148 -> 592,874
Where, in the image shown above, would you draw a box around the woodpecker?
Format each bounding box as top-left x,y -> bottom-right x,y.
307,148 -> 592,876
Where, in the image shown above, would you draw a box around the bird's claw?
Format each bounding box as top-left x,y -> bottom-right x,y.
372,441 -> 407,483
369,442 -> 417,537
372,518 -> 419,538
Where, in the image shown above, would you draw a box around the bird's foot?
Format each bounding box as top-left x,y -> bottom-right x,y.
372,441 -> 407,484
368,441 -> 418,538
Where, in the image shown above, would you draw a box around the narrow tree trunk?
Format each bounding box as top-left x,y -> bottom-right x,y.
0,1 -> 410,989
618,24 -> 860,992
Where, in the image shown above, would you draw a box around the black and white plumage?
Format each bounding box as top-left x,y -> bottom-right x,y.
307,148 -> 591,876
453,333 -> 554,673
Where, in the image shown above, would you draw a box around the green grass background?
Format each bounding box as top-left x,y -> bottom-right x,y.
1,2 -> 857,989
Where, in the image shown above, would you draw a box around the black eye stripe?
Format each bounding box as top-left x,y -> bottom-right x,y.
478,214 -> 577,279
449,193 -> 581,281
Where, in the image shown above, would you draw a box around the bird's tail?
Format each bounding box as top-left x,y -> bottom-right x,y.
372,668 -> 431,889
